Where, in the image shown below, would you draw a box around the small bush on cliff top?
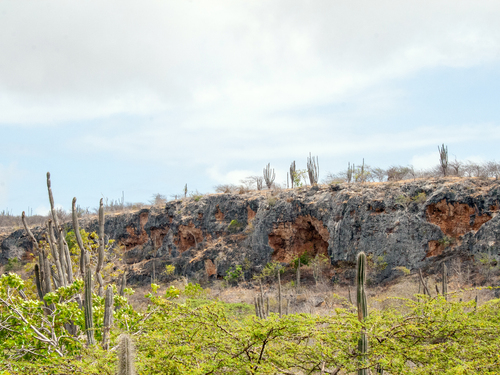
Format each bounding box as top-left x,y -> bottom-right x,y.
227,219 -> 243,233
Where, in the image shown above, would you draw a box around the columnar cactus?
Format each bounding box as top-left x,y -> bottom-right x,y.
102,286 -> 114,350
307,152 -> 319,185
41,246 -> 52,296
34,264 -> 44,301
22,212 -> 51,298
47,220 -> 65,288
442,263 -> 448,301
296,257 -> 301,293
117,333 -> 136,375
46,173 -> 72,288
259,280 -> 265,319
72,197 -> 88,278
84,268 -> 95,346
263,163 -> 275,189
278,270 -> 282,318
46,173 -> 74,286
95,198 -> 105,297
356,252 -> 368,375
119,272 -> 127,297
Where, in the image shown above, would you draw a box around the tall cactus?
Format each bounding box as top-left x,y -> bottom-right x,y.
22,212 -> 51,299
46,173 -> 74,287
95,198 -> 105,297
102,286 -> 114,350
47,220 -> 65,287
278,269 -> 282,318
46,172 -> 60,230
84,267 -> 95,346
290,161 -> 296,188
356,252 -> 368,375
119,272 -> 127,297
307,152 -> 319,185
72,197 -> 89,278
296,257 -> 301,294
117,333 -> 136,375
34,264 -> 44,301
263,163 -> 276,189
438,143 -> 448,176
442,263 -> 448,301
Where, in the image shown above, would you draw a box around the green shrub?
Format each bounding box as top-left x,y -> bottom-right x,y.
5,257 -> 21,272
164,264 -> 175,276
224,265 -> 244,285
412,192 -> 427,204
291,252 -> 310,269
227,219 -> 242,233
438,236 -> 454,248
183,283 -> 206,298
267,196 -> 277,207
394,266 -> 411,276
395,194 -> 411,206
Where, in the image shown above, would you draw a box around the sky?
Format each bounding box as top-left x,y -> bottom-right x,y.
1,1 -> 500,215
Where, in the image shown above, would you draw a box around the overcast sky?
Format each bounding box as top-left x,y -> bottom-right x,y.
1,1 -> 500,215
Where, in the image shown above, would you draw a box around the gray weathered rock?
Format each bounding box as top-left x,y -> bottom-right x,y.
2,178 -> 500,284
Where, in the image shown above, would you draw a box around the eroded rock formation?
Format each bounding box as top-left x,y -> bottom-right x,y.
2,177 -> 500,284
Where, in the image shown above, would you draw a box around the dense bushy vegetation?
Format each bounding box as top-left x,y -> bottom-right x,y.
0,270 -> 499,374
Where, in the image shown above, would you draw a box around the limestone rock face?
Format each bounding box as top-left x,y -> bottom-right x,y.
2,178 -> 500,284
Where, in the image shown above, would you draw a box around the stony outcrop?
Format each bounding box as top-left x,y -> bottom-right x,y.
2,177 -> 500,284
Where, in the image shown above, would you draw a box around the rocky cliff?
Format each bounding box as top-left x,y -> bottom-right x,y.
2,177 -> 500,284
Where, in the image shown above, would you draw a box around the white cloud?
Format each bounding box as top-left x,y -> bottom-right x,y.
1,1 -> 500,125
34,203 -> 65,217
0,163 -> 22,208
411,152 -> 440,170
34,205 -> 50,216
206,167 -> 256,185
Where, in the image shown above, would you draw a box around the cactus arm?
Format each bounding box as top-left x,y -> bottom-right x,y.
84,268 -> 95,346
102,286 -> 114,350
57,229 -> 67,279
21,211 -> 39,251
278,270 -> 282,318
443,264 -> 448,301
296,257 -> 301,293
356,252 -> 368,322
418,269 -> 430,296
72,197 -> 88,278
48,220 -> 66,287
46,172 -> 60,230
95,198 -> 105,297
61,236 -> 74,284
119,272 -> 127,296
41,246 -> 52,296
117,333 -> 136,375
34,264 -> 44,300
356,252 -> 368,375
